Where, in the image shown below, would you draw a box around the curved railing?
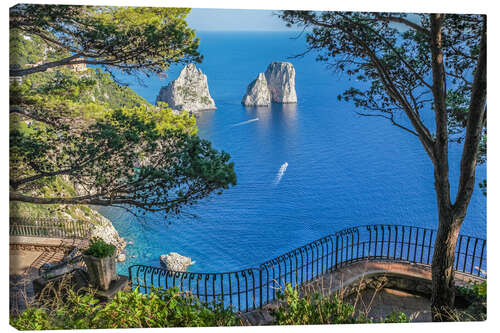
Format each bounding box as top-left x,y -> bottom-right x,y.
128,224 -> 486,312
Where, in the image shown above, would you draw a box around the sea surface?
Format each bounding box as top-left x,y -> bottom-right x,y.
96,31 -> 486,275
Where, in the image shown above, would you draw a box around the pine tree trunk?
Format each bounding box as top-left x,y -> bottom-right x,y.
430,208 -> 463,321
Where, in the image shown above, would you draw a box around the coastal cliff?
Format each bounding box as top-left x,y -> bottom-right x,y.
242,62 -> 297,106
156,64 -> 216,113
87,210 -> 128,262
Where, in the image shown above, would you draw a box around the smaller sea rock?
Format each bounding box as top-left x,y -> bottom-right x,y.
117,253 -> 126,262
160,252 -> 195,271
241,73 -> 271,106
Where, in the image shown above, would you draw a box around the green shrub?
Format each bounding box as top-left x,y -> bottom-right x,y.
9,308 -> 52,330
456,281 -> 486,321
11,287 -> 238,330
381,311 -> 409,323
84,238 -> 116,258
457,281 -> 486,302
270,283 -> 409,325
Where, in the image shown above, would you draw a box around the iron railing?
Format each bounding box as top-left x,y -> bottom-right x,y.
10,217 -> 92,239
128,224 -> 487,312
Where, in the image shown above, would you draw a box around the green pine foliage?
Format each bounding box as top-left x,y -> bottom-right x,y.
10,22 -> 225,219
10,5 -> 202,77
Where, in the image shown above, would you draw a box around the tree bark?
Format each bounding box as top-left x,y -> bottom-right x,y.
429,14 -> 487,321
10,53 -> 83,77
430,205 -> 463,321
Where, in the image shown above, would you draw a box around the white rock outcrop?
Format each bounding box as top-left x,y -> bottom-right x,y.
156,64 -> 216,113
67,178 -> 128,263
241,73 -> 271,106
160,252 -> 195,271
265,62 -> 297,103
242,62 -> 297,106
89,212 -> 128,262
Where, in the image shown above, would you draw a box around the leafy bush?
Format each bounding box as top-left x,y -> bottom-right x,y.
11,287 -> 238,329
455,281 -> 486,321
381,311 -> 408,323
457,281 -> 486,301
9,308 -> 53,330
270,283 -> 409,325
84,238 -> 116,258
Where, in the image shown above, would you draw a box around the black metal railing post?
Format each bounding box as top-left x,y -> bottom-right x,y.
335,234 -> 339,270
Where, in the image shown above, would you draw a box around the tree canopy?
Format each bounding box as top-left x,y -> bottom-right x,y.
10,5 -> 236,217
9,5 -> 202,77
279,11 -> 486,319
280,12 -> 485,153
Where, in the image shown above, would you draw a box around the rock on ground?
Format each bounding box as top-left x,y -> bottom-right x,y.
156,63 -> 216,113
160,252 -> 195,271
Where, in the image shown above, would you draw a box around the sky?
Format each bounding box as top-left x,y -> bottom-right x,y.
186,8 -> 296,31
185,8 -> 420,32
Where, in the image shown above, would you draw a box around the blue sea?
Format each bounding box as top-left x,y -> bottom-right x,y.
96,31 -> 486,275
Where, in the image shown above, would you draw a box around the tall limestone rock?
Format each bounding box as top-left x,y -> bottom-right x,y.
265,62 -> 297,103
241,73 -> 271,106
242,62 -> 297,106
156,64 -> 216,113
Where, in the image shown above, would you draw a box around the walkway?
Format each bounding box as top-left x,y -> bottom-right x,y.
241,259 -> 485,325
9,236 -> 89,314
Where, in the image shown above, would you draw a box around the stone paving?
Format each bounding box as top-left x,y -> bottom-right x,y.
240,259 -> 485,325
347,287 -> 432,322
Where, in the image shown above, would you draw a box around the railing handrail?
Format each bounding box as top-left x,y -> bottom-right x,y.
128,223 -> 486,312
9,216 -> 92,240
130,224 -> 485,276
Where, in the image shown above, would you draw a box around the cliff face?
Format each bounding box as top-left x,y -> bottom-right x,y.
156,64 -> 216,113
88,211 -> 128,262
241,73 -> 271,106
68,180 -> 128,261
265,62 -> 297,104
242,62 -> 297,106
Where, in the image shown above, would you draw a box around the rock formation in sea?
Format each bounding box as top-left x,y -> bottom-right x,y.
241,73 -> 271,106
265,62 -> 297,103
160,252 -> 195,271
156,63 -> 216,113
242,62 -> 297,106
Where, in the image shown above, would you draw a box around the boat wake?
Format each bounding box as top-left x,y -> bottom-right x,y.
231,118 -> 259,127
274,162 -> 288,186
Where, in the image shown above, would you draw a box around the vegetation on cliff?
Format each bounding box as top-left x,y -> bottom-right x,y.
10,4 -> 236,220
